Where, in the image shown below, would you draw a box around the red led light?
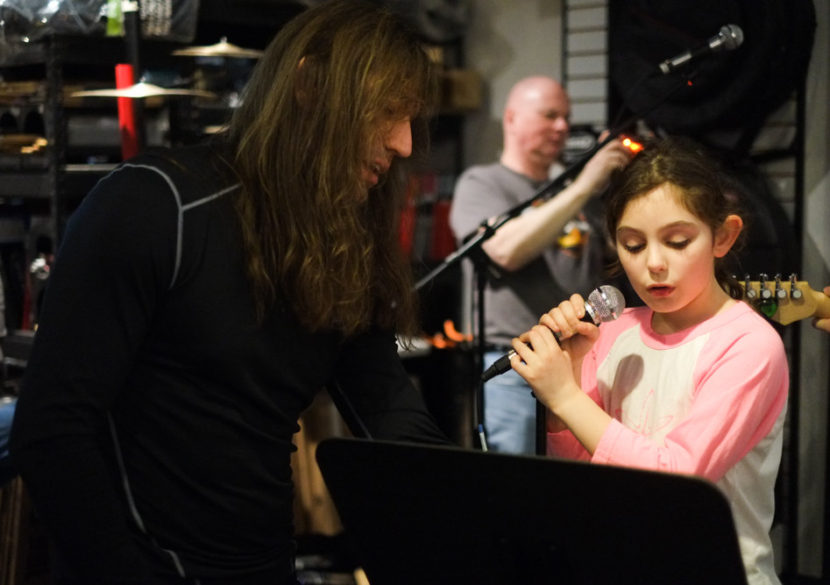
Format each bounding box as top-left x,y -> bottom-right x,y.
621,137 -> 644,153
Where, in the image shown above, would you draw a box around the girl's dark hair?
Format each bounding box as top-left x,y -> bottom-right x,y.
605,136 -> 746,298
224,0 -> 438,337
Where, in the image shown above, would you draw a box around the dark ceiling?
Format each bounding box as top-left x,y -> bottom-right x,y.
194,0 -> 308,49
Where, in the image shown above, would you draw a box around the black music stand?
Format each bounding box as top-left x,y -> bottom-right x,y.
316,438 -> 749,585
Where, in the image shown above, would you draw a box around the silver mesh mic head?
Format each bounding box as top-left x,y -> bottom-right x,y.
718,24 -> 744,51
585,285 -> 626,324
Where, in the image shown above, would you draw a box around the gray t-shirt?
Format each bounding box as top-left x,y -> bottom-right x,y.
449,163 -> 605,347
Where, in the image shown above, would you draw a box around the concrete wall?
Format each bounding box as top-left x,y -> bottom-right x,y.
461,0 -> 564,167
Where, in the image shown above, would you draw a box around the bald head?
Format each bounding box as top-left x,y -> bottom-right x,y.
501,76 -> 571,181
504,76 -> 567,113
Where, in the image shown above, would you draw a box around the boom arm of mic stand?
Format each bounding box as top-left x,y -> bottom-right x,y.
413,132 -> 618,294
414,221 -> 496,291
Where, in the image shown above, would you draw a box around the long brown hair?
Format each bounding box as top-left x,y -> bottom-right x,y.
605,136 -> 746,298
225,0 -> 437,337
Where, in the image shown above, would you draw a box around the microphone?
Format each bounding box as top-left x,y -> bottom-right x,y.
481,285 -> 626,382
658,24 -> 744,75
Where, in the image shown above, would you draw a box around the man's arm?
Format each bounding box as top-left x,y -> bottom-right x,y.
10,168 -> 177,584
483,139 -> 632,271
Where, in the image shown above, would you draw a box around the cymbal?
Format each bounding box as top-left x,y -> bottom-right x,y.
172,37 -> 263,59
70,82 -> 217,99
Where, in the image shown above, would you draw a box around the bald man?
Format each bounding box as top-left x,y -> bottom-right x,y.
450,75 -> 632,454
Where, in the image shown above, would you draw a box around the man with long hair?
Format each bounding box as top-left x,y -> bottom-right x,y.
10,2 -> 448,583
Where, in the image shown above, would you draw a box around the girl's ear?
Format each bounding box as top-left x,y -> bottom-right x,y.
713,214 -> 743,258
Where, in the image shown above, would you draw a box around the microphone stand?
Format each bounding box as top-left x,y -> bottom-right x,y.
413,66 -> 700,452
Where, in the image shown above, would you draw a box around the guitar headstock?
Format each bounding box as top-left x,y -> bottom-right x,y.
738,273 -> 828,326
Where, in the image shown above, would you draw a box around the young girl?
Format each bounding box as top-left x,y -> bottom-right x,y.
510,136 -> 788,585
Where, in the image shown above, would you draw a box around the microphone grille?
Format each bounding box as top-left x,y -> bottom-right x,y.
720,24 -> 744,50
587,285 -> 626,323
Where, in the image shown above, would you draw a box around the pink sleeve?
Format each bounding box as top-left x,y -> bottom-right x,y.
545,343 -> 602,461
591,326 -> 788,482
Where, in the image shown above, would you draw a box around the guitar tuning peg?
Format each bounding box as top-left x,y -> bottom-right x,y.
759,273 -> 773,300
757,273 -> 777,317
744,274 -> 757,301
774,274 -> 787,300
789,273 -> 803,300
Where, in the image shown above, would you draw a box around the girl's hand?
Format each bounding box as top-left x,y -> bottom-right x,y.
514,296 -> 613,453
537,293 -> 600,361
511,294 -> 600,412
513,295 -> 613,453
511,324 -> 582,413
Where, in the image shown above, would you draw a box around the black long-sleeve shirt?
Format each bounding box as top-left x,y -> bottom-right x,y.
10,144 -> 448,583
